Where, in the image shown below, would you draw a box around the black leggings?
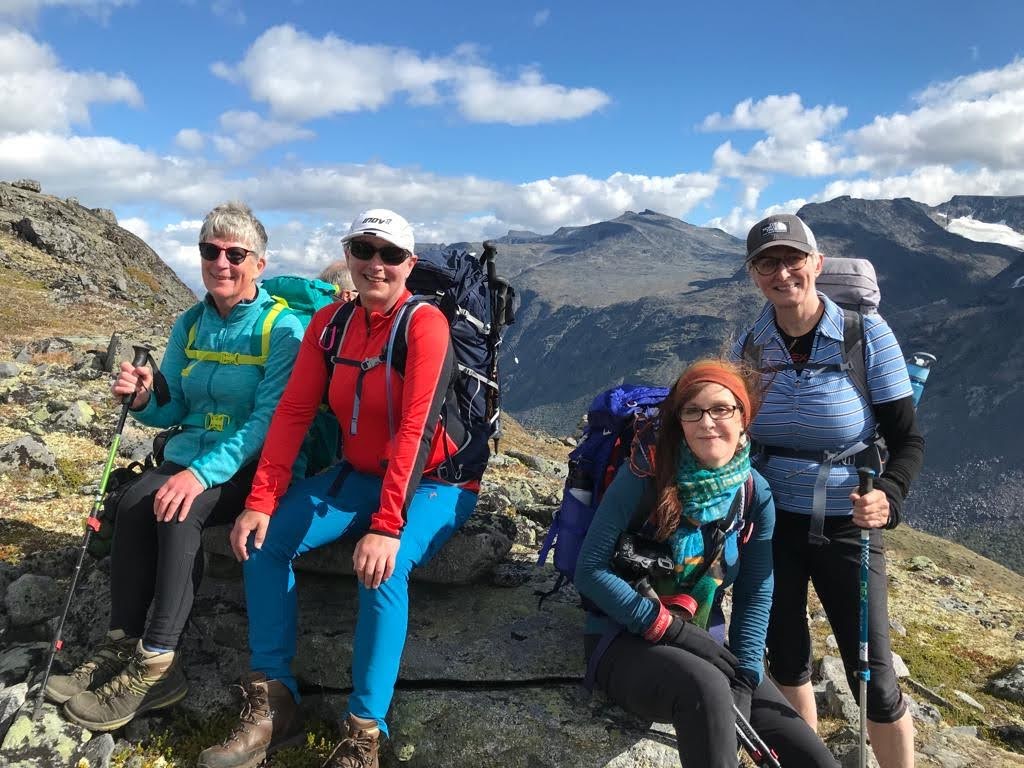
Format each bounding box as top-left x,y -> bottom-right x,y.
766,509 -> 906,723
109,461 -> 256,650
586,633 -> 838,768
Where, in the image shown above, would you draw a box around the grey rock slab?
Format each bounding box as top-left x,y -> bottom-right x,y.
0,682 -> 27,743
304,687 -> 680,768
202,508 -> 516,586
289,567 -> 583,689
0,705 -> 91,767
11,179 -> 41,193
0,436 -> 56,477
5,574 -> 61,627
891,651 -> 910,678
951,689 -> 985,712
0,644 -> 49,687
826,725 -> 880,768
0,362 -> 20,378
70,733 -> 115,768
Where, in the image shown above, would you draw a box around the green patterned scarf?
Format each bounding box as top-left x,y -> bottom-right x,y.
653,440 -> 751,628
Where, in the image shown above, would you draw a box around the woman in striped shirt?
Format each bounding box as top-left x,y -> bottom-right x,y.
732,214 -> 924,768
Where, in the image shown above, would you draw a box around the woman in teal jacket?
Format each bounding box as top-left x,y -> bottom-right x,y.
49,202 -> 304,733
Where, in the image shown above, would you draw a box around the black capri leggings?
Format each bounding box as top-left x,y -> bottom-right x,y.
586,633 -> 838,768
766,509 -> 907,724
109,460 -> 256,650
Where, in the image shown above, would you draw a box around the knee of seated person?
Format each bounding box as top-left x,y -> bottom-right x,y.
667,661 -> 733,713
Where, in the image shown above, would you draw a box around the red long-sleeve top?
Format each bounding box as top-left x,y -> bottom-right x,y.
245,290 -> 460,537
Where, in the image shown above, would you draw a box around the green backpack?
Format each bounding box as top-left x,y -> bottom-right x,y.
260,275 -> 343,477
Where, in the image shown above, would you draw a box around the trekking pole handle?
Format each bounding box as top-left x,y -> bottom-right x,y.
115,345 -> 154,431
857,467 -> 875,497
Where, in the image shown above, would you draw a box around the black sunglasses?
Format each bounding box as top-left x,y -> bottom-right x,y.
347,239 -> 410,266
199,242 -> 254,265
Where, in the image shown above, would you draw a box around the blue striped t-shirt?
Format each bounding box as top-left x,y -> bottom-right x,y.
730,294 -> 912,516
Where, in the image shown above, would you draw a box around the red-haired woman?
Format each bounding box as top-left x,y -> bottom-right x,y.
575,360 -> 837,768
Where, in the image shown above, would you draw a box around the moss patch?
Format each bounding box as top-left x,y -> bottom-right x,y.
108,713 -> 340,768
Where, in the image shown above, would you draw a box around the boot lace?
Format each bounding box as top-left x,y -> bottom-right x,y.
93,652 -> 151,704
69,637 -> 132,683
219,682 -> 270,746
322,726 -> 376,768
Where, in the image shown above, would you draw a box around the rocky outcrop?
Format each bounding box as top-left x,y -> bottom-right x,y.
0,179 -> 194,316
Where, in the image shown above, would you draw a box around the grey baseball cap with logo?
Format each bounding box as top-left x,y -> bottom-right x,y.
745,214 -> 818,261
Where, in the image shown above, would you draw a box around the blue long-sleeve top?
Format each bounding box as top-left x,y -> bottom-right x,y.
131,286 -> 304,488
574,464 -> 775,684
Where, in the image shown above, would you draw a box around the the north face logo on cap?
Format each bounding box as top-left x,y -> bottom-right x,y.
762,220 -> 789,236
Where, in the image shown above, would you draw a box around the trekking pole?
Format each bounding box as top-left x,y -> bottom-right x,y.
634,579 -> 782,767
481,240 -> 504,452
856,467 -> 876,768
734,705 -> 782,768
32,345 -> 153,720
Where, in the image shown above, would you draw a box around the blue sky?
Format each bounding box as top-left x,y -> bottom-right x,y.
2,0 -> 1024,291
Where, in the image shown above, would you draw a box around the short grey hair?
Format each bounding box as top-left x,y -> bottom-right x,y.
318,260 -> 356,291
198,201 -> 268,256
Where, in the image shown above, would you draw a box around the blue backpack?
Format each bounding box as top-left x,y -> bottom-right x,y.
319,244 -> 516,483
536,384 -> 670,604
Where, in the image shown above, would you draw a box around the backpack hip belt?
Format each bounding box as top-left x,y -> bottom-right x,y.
758,439 -> 874,546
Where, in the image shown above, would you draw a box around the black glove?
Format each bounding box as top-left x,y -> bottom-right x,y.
730,672 -> 756,723
659,616 -> 739,679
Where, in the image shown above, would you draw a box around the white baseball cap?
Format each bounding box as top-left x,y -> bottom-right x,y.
341,209 -> 414,254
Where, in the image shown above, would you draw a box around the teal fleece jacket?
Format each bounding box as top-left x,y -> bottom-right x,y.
574,465 -> 775,685
132,286 -> 304,488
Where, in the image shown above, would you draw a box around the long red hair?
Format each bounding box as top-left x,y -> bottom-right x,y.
650,359 -> 760,541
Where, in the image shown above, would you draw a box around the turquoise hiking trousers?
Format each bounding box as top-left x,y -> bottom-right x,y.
243,465 -> 477,734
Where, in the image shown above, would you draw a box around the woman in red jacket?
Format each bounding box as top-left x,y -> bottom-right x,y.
198,209 -> 479,768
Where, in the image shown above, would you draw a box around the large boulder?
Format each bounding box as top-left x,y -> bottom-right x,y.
201,508 -> 517,586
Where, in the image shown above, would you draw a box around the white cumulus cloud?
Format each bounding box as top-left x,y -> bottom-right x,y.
212,24 -> 609,126
0,30 -> 142,134
700,94 -> 849,177
211,111 -> 315,162
174,129 -> 205,151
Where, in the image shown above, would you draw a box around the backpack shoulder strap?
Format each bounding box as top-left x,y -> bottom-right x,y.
738,473 -> 756,546
740,328 -> 764,373
840,309 -> 870,406
319,300 -> 359,395
182,297 -> 288,367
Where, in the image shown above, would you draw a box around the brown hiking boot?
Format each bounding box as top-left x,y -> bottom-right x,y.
44,629 -> 138,704
62,642 -> 187,731
196,673 -> 304,768
322,714 -> 380,768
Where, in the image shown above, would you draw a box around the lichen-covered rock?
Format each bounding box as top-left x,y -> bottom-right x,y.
0,705 -> 91,767
0,436 -> 57,477
0,362 -> 20,379
52,400 -> 95,431
0,682 -> 27,743
70,733 -> 115,768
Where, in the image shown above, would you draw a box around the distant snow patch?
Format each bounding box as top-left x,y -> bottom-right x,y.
948,216 -> 1024,250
